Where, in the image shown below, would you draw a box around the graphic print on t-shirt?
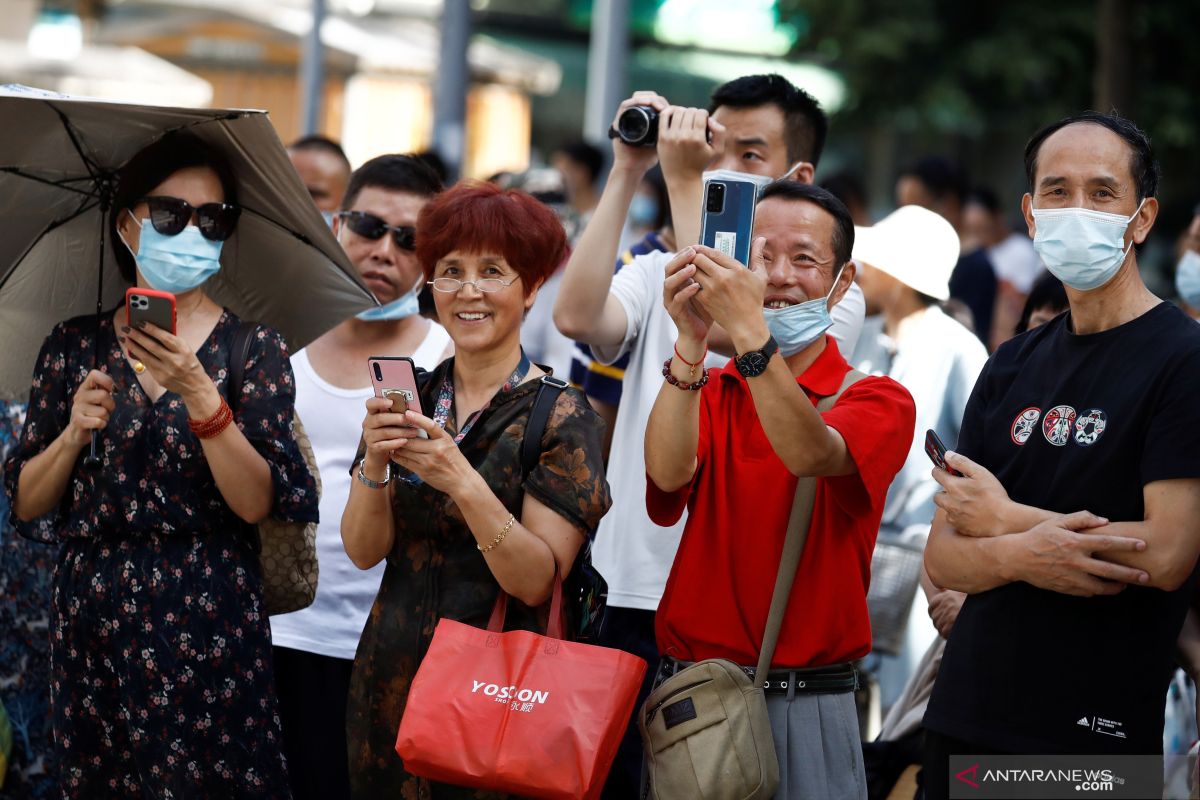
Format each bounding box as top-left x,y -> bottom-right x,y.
1010,407 -> 1041,445
1074,409 -> 1108,446
1042,404 -> 1076,446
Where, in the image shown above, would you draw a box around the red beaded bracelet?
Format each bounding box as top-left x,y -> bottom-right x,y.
661,357 -> 709,391
188,397 -> 234,439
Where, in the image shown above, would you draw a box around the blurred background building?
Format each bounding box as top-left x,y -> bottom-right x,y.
2,0 -> 1197,286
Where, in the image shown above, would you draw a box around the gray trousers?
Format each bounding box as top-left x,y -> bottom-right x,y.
765,690 -> 868,800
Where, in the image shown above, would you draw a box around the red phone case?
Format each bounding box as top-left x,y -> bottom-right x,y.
125,287 -> 177,335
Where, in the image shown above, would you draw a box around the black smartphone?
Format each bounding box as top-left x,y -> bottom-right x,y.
924,429 -> 962,476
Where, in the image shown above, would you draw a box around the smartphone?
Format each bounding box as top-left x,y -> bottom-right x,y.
924,429 -> 962,476
368,356 -> 427,439
700,176 -> 758,266
125,287 -> 176,335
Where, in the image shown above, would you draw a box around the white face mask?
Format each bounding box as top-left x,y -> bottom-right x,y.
1031,199 -> 1146,291
701,161 -> 805,199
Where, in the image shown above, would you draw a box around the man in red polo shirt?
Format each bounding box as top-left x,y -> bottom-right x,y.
645,182 -> 914,799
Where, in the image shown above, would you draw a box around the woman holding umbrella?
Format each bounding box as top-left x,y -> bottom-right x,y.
3,133 -> 317,797
341,181 -> 611,798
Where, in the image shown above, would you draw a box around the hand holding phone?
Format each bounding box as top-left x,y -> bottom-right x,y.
369,357 -> 428,439
924,429 -> 962,476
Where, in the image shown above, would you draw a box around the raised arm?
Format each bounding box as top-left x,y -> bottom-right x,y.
553,93 -> 666,346
644,249 -> 713,492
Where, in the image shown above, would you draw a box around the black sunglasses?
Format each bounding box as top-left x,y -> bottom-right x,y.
139,196 -> 241,241
338,211 -> 416,252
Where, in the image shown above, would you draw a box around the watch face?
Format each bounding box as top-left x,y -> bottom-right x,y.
740,352 -> 769,376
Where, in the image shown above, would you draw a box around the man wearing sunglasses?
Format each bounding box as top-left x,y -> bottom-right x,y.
270,154 -> 452,800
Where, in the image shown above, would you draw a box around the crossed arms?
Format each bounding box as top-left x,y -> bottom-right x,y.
924,450 -> 1200,595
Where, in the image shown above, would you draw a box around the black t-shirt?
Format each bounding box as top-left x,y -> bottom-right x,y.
924,302 -> 1200,754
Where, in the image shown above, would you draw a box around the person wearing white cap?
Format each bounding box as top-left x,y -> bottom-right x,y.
849,205 -> 988,716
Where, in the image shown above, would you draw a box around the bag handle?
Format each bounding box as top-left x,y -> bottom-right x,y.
521,375 -> 567,478
753,368 -> 866,684
228,320 -> 256,414
487,567 -> 567,640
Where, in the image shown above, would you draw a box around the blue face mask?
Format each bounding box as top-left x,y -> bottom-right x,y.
1176,250 -> 1200,308
1031,199 -> 1145,291
355,279 -> 422,321
762,263 -> 846,357
321,210 -> 336,228
629,194 -> 659,227
123,216 -> 222,294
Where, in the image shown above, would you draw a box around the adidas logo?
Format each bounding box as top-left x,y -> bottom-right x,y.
1077,717 -> 1090,727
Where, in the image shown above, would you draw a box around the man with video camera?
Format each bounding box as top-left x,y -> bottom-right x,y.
553,74 -> 864,795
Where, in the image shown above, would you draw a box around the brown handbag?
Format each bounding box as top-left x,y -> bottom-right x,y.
230,322 -> 320,616
639,369 -> 864,800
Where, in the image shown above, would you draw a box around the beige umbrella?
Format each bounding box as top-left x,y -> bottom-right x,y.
0,84 -> 376,411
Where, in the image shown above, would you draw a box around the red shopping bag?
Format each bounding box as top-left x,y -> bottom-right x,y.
396,577 -> 646,799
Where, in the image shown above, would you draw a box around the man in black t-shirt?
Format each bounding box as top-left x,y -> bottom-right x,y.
921,112 -> 1200,799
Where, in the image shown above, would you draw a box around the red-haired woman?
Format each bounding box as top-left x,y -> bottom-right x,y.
340,182 -> 611,798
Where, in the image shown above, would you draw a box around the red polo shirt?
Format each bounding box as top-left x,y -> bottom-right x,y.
648,337 -> 914,668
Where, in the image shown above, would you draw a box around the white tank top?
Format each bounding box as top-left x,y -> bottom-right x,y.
270,320 -> 450,659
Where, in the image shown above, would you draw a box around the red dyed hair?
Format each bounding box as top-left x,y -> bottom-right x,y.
415,181 -> 568,295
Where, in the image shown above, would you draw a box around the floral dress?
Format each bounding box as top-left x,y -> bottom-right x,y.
346,358 -> 611,799
1,398 -> 59,800
2,310 -> 318,799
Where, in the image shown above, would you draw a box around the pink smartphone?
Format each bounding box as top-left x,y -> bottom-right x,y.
368,356 -> 427,439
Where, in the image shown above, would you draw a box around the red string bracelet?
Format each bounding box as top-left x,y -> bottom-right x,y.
673,342 -> 707,379
188,397 -> 234,439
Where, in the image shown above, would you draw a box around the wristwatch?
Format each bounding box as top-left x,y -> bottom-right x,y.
734,335 -> 778,378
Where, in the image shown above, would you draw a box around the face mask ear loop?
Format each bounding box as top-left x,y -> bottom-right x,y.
778,161 -> 804,182
117,209 -> 143,258
824,262 -> 848,307
1121,198 -> 1148,261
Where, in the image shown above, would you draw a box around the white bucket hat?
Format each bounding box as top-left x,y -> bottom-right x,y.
852,205 -> 961,301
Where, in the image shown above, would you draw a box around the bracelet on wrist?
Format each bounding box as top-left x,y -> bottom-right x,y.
673,342 -> 707,379
478,513 -> 516,553
356,459 -> 392,489
188,397 -> 233,439
662,357 -> 709,391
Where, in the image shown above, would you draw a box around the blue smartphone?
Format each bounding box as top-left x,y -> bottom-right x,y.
700,176 -> 758,266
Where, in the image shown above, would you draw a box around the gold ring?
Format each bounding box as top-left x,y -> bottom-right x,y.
133,361 -> 146,374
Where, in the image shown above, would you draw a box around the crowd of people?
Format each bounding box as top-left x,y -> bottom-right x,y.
3,70 -> 1200,800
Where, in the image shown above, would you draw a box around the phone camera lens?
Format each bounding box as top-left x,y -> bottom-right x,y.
373,363 -> 383,382
706,183 -> 726,214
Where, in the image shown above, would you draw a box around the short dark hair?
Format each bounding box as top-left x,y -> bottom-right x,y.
1024,111 -> 1160,201
758,181 -> 854,269
555,140 -> 605,185
413,150 -> 449,184
900,156 -> 969,205
111,132 -> 238,283
819,171 -> 866,211
341,154 -> 444,211
288,134 -> 351,171
709,74 -> 828,167
1016,272 -> 1069,334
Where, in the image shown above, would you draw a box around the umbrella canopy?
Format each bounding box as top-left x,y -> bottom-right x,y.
0,84 -> 376,402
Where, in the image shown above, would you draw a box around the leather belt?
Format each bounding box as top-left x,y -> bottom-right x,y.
657,656 -> 859,696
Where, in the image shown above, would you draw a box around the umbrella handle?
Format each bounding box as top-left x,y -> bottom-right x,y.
83,430 -> 102,471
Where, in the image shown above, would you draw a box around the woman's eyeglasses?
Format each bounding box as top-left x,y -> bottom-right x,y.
337,211 -> 416,252
140,196 -> 241,241
427,277 -> 519,293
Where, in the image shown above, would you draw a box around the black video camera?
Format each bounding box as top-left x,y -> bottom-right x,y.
609,106 -> 658,148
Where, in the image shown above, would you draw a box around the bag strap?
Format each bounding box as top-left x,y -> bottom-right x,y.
487,565 -> 567,640
753,368 -> 867,684
228,320 -> 257,414
521,375 -> 568,478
